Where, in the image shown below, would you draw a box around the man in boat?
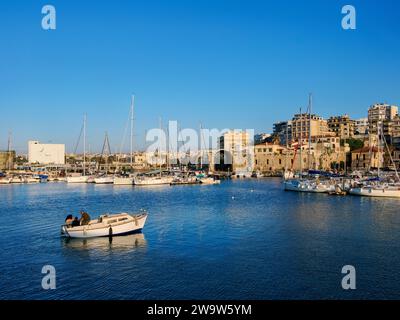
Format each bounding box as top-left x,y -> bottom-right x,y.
79,211 -> 91,226
65,214 -> 73,226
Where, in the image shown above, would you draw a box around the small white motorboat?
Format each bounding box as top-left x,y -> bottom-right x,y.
61,212 -> 148,238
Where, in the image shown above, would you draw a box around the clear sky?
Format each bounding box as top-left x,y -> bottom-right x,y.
1,0 -> 399,153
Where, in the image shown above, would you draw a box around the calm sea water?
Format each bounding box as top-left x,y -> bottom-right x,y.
1,179 -> 400,300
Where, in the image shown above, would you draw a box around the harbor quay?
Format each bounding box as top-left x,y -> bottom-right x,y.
1,102 -> 400,183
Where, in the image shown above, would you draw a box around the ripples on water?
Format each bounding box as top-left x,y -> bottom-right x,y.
1,179 -> 400,299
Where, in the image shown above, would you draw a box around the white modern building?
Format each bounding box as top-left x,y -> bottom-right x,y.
28,141 -> 65,165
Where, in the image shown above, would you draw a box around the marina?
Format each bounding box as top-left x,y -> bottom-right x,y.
1,179 -> 400,299
1,0 -> 400,304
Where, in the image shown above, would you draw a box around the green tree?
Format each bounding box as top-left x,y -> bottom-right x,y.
344,138 -> 364,151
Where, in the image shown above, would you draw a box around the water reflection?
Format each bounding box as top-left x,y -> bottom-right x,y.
61,233 -> 147,252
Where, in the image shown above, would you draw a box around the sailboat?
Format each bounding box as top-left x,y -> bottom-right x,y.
134,118 -> 174,186
283,95 -> 330,193
67,115 -> 90,183
349,122 -> 400,198
114,95 -> 135,185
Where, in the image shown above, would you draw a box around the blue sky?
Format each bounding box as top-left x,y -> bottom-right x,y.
1,0 -> 399,153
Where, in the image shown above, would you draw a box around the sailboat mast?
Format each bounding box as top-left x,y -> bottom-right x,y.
309,95 -> 312,170
130,95 -> 134,169
285,123 -> 288,171
83,114 -> 86,176
199,123 -> 203,170
378,121 -> 381,177
7,131 -> 12,171
299,107 -> 303,174
159,117 -> 162,177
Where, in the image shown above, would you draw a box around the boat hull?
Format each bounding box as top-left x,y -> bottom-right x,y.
94,177 -> 114,184
0,178 -> 12,184
67,176 -> 89,183
349,187 -> 400,198
134,176 -> 174,186
113,177 -> 134,185
284,180 -> 328,193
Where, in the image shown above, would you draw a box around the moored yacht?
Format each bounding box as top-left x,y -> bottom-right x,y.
67,175 -> 89,183
284,179 -> 329,193
0,177 -> 12,184
134,175 -> 174,186
349,185 -> 400,198
94,175 -> 114,184
113,176 -> 134,185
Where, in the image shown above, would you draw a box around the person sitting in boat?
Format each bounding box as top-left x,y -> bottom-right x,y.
71,217 -> 80,227
65,214 -> 73,226
79,211 -> 91,226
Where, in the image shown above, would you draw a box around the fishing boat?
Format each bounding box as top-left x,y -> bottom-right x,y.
61,211 -> 148,238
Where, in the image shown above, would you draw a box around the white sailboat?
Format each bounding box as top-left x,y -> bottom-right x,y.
67,114 -> 90,183
284,179 -> 329,193
134,174 -> 174,186
66,175 -> 89,183
349,122 -> 400,198
94,175 -> 114,184
113,176 -> 134,185
134,118 -> 173,186
349,185 -> 400,198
